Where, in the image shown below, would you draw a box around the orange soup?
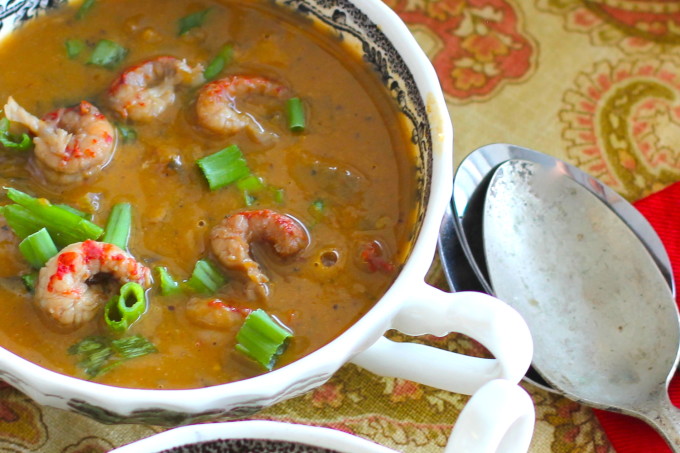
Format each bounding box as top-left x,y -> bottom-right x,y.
0,0 -> 417,389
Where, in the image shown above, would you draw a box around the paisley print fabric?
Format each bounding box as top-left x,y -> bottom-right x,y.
4,0 -> 680,451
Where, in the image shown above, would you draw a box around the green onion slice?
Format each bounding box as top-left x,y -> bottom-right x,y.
204,43 -> 234,81
54,204 -> 89,219
75,0 -> 96,20
18,228 -> 58,269
155,266 -> 182,296
286,97 -> 305,132
235,309 -> 292,370
186,259 -> 226,294
21,272 -> 38,293
104,282 -> 147,332
178,8 -> 211,35
102,202 -> 131,249
0,117 -> 32,151
197,145 -> 251,191
88,39 -> 128,69
65,39 -> 86,59
3,188 -> 104,248
115,123 -> 137,143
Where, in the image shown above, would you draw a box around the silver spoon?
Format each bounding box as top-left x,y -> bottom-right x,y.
439,144 -> 680,449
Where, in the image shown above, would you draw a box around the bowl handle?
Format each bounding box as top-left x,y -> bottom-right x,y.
446,379 -> 535,453
350,286 -> 533,395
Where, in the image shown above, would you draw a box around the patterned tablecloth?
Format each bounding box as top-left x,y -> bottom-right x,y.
2,0 -> 679,451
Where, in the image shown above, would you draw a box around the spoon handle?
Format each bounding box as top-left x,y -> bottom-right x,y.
638,390 -> 680,452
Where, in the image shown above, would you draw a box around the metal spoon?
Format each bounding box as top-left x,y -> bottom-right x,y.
439,144 -> 680,449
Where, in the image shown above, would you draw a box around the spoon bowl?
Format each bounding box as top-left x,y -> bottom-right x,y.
439,144 -> 680,450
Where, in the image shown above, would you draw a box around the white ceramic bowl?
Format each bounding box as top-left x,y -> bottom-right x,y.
0,0 -> 533,429
110,380 -> 536,453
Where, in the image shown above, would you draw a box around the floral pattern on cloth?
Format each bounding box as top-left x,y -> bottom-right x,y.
4,0 -> 680,451
384,0 -> 537,103
536,0 -> 680,55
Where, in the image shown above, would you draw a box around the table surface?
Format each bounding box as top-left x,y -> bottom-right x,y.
3,0 -> 678,451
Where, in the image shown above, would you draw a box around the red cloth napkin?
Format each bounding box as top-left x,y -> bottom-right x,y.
593,182 -> 680,452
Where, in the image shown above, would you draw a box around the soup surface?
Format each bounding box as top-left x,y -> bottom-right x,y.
0,0 -> 417,389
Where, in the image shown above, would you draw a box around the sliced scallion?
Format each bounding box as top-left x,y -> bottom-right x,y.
155,266 -> 182,296
54,204 -> 89,219
236,175 -> 265,192
115,123 -> 137,143
286,97 -> 305,132
196,145 -> 251,191
75,0 -> 96,20
65,39 -> 85,59
21,272 -> 38,293
3,187 -> 104,247
178,8 -> 211,35
104,282 -> 147,332
18,228 -> 58,269
102,202 -> 131,249
204,43 -> 234,81
88,39 -> 128,69
0,117 -> 32,151
235,309 -> 292,370
186,259 -> 226,294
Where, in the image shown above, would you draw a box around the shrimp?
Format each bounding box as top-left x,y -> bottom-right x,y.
210,209 -> 308,296
195,75 -> 288,143
35,240 -> 151,328
3,97 -> 116,185
108,56 -> 205,122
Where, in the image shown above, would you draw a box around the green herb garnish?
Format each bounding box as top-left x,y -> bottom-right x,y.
75,0 -> 96,20
204,43 -> 233,80
186,259 -> 226,294
65,39 -> 86,59
69,335 -> 157,378
235,309 -> 292,370
88,39 -> 128,69
178,8 -> 211,36
196,145 -> 251,191
0,117 -> 31,151
2,188 -> 104,248
102,202 -> 131,250
104,282 -> 147,332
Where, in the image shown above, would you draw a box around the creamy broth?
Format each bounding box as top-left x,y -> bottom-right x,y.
0,0 -> 417,389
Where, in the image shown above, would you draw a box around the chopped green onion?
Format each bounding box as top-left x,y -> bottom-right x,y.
196,145 -> 251,191
271,187 -> 285,204
65,39 -> 85,59
69,334 -> 157,378
68,336 -> 112,378
0,117 -> 32,151
115,123 -> 137,143
286,97 -> 305,132
204,43 -> 234,81
19,228 -> 58,269
186,259 -> 226,294
178,8 -> 211,35
235,309 -> 292,370
155,266 -> 182,296
21,272 -> 38,293
236,175 -> 265,192
54,204 -> 89,219
88,39 -> 128,69
309,199 -> 325,217
3,188 -> 104,247
102,203 -> 131,249
75,0 -> 96,20
104,282 -> 147,332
